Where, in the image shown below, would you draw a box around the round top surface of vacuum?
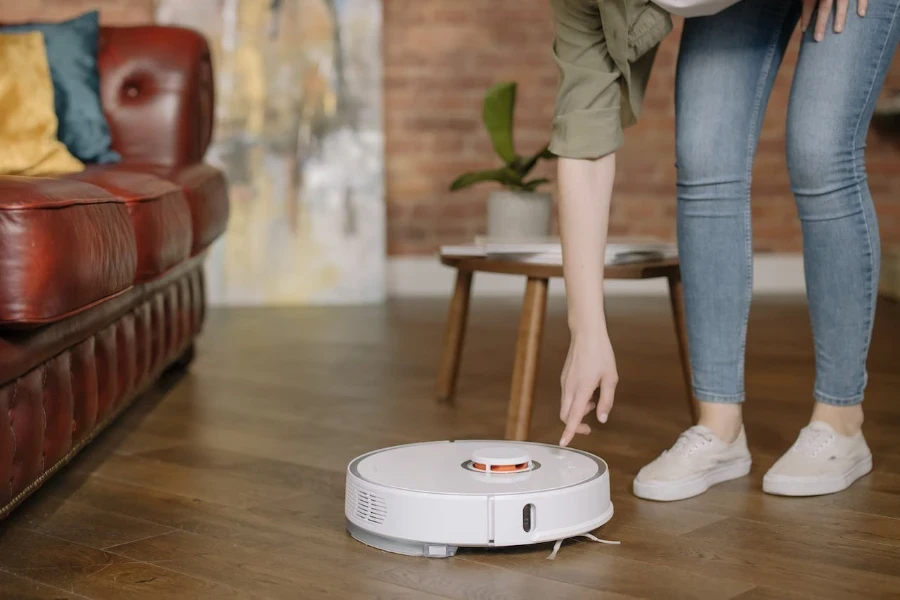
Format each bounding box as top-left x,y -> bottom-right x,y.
349,440 -> 605,495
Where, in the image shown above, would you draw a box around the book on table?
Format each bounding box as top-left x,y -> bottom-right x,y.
439,236 -> 677,266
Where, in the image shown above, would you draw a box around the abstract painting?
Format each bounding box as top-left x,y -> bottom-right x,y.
157,0 -> 384,305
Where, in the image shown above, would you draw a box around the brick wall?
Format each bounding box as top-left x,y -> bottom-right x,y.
385,1 -> 900,255
0,0 -> 154,24
7,0 -> 898,256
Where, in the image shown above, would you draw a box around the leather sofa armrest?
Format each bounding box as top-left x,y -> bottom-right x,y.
98,26 -> 215,166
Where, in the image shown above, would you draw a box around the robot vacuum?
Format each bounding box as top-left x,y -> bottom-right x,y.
345,440 -> 613,557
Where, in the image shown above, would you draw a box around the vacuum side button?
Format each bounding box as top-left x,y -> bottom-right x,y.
523,504 -> 535,532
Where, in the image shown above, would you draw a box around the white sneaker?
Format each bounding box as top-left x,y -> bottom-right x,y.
633,425 -> 752,501
763,421 -> 872,497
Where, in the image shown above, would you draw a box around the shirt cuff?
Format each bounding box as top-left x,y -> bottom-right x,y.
549,107 -> 624,159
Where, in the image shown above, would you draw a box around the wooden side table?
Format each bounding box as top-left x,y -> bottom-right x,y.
435,255 -> 697,441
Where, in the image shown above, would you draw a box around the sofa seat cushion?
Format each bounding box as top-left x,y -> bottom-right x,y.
169,164 -> 229,255
0,177 -> 137,326
109,163 -> 228,255
67,168 -> 193,282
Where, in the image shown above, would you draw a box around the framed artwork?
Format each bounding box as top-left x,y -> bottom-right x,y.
157,0 -> 385,304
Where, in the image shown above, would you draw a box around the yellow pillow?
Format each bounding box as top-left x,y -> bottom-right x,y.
0,31 -> 83,176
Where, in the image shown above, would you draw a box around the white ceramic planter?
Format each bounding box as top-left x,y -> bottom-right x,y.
487,190 -> 553,239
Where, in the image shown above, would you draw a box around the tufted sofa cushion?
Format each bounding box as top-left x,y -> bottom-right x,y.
158,164 -> 229,255
67,168 -> 194,281
0,178 -> 137,326
110,163 -> 229,255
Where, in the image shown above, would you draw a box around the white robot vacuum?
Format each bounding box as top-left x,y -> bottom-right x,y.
345,440 -> 613,557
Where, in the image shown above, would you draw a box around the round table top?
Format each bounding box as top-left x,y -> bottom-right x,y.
440,254 -> 679,280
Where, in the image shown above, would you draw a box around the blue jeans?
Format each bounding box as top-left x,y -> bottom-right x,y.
675,0 -> 900,406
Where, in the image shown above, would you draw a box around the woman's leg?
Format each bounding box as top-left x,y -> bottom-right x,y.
675,0 -> 800,439
763,0 -> 900,496
787,0 -> 899,414
633,0 -> 801,502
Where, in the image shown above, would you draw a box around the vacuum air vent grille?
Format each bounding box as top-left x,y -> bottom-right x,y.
347,482 -> 387,525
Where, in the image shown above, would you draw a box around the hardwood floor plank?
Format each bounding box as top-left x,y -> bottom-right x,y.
0,527 -> 129,589
66,561 -> 256,600
599,492 -> 730,537
33,475 -> 347,548
376,559 -> 638,600
8,496 -> 174,551
30,477 -> 443,598
121,408 -> 421,473
0,568 -> 90,599
458,546 -> 755,600
684,517 -> 900,578
62,453 -> 299,509
154,378 -> 508,442
732,586 -> 821,600
590,525 -> 900,599
107,529 -> 446,600
673,487 -> 900,550
0,527 -> 242,600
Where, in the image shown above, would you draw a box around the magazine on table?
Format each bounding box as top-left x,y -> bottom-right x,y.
439,236 -> 677,266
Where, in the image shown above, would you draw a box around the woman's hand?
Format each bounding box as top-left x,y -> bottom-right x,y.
802,0 -> 867,41
559,327 -> 618,447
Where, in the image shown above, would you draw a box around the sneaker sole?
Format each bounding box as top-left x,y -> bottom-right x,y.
632,457 -> 752,502
762,454 -> 873,497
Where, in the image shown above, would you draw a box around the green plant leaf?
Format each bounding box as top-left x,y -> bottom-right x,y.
482,82 -> 517,165
516,143 -> 553,178
522,178 -> 551,192
450,167 -> 523,191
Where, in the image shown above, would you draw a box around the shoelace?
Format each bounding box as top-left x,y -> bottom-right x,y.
791,426 -> 835,458
665,427 -> 715,457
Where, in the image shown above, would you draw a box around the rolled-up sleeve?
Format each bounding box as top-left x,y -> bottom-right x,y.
549,0 -> 623,159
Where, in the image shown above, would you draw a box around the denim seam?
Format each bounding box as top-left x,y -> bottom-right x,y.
694,388 -> 745,404
737,4 -> 793,394
813,388 -> 864,407
841,1 -> 900,401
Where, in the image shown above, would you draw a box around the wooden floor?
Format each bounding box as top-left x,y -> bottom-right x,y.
1,295 -> 898,599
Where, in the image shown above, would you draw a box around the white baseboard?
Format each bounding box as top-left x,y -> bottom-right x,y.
388,254 -> 806,297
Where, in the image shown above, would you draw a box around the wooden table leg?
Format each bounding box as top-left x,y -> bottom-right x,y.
435,269 -> 473,404
505,277 -> 549,441
668,268 -> 700,424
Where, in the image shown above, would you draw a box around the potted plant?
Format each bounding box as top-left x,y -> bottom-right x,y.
450,82 -> 555,239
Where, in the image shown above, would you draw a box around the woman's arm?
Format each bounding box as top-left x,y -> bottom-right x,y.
550,0 -> 641,446
558,154 -> 619,447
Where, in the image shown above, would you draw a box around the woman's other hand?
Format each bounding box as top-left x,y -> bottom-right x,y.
802,0 -> 867,41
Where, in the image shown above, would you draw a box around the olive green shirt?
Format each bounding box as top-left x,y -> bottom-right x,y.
549,0 -> 672,159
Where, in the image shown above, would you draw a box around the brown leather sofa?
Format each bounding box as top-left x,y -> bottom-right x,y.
0,26 -> 228,519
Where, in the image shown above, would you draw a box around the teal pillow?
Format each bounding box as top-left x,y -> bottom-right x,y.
2,11 -> 120,164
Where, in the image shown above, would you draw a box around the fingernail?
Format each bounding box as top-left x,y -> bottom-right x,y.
815,32 -> 823,41
599,413 -> 608,424
559,438 -> 566,447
